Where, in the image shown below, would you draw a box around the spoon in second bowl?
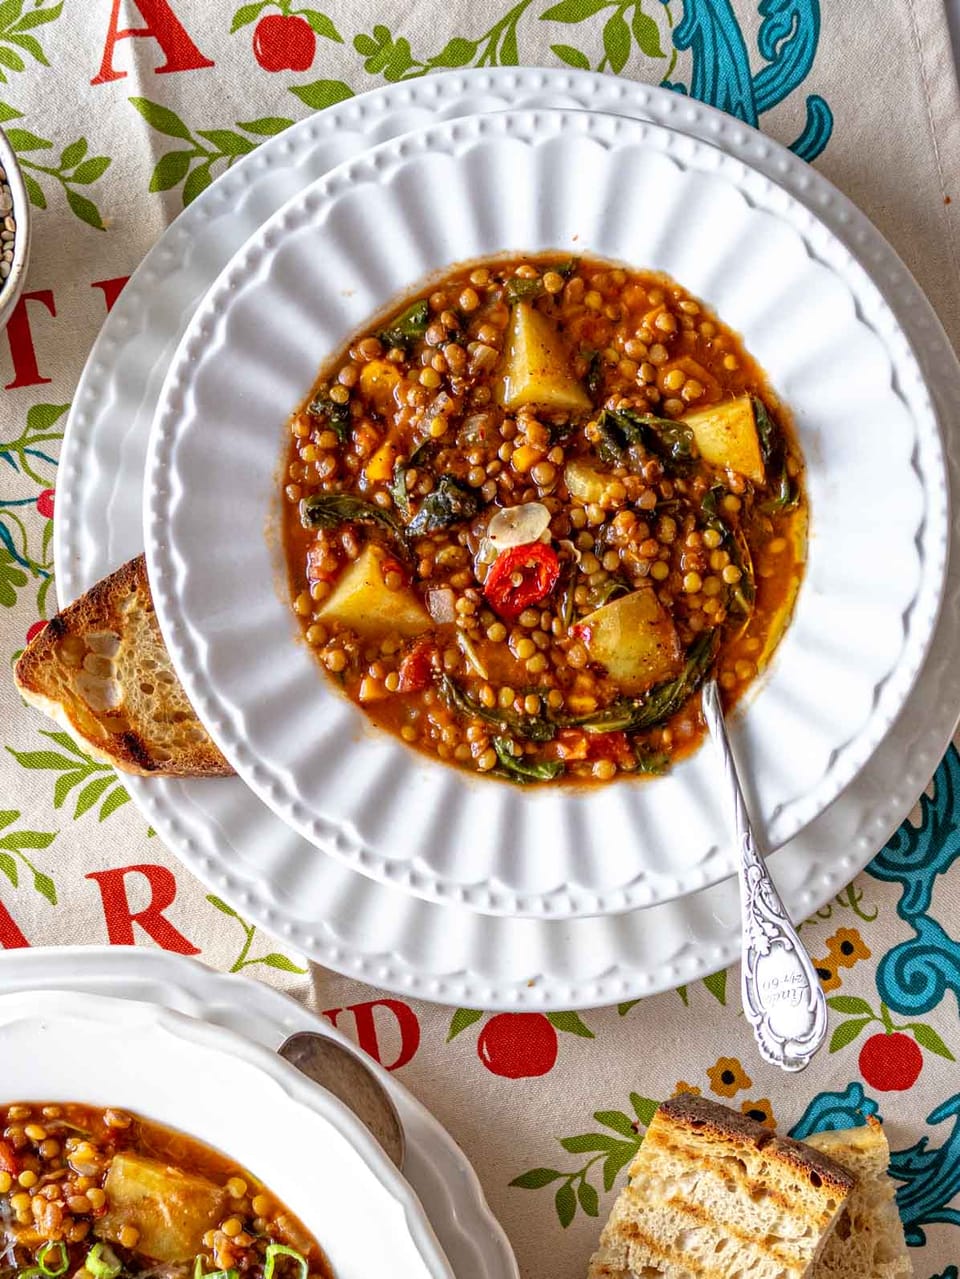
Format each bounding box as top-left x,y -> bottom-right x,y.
701,679 -> 827,1072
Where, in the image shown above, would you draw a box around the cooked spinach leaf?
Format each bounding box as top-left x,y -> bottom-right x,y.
753,396 -> 800,513
634,749 -> 671,775
300,493 -> 404,541
570,630 -> 719,733
595,409 -> 698,471
554,258 -> 579,278
584,349 -> 603,401
306,394 -> 351,442
437,674 -> 557,743
590,574 -> 631,607
492,737 -> 563,784
407,475 -> 480,535
389,441 -> 438,519
378,299 -> 430,350
505,276 -> 546,304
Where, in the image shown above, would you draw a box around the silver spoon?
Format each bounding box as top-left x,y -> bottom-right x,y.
279,1031 -> 406,1168
701,680 -> 827,1072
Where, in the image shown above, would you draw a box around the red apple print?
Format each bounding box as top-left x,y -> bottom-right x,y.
25,620 -> 47,644
253,13 -> 315,71
36,488 -> 54,519
477,1013 -> 558,1078
858,1032 -> 923,1091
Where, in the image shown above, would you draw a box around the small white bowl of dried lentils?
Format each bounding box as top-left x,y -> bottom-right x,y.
0,126 -> 31,331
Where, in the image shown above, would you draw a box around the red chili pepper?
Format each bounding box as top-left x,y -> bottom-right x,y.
398,638 -> 437,693
0,1138 -> 19,1175
483,542 -> 560,621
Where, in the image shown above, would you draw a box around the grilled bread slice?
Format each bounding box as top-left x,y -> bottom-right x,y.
588,1094 -> 854,1279
14,555 -> 233,777
805,1119 -> 912,1278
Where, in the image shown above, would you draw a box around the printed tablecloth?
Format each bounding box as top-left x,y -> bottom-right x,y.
1,2 -> 959,1277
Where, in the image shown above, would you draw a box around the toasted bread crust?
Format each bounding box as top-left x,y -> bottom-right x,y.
657,1094 -> 855,1196
15,556 -> 233,778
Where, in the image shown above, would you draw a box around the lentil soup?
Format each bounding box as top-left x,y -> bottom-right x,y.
0,1102 -> 331,1279
282,256 -> 806,785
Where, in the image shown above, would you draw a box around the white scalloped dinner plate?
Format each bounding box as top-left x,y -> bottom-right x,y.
144,106 -> 942,919
0,947 -> 517,1279
0,988 -> 453,1279
55,70 -> 960,1002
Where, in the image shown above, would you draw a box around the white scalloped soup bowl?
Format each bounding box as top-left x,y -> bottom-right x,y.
0,991 -> 452,1279
145,108 -> 941,919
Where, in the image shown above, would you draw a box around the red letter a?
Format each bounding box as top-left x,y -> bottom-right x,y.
92,0 -> 214,85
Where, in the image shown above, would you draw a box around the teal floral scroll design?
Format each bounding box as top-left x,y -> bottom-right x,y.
789,1083 -> 960,1249
788,1081 -> 880,1136
889,1094 -> 960,1247
671,0 -> 833,161
868,745 -> 960,1019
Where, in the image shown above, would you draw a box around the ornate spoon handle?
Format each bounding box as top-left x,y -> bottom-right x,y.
701,680 -> 827,1072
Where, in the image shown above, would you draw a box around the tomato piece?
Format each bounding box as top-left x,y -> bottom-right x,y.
483,542 -> 560,621
0,1138 -> 19,1175
586,731 -> 635,768
398,638 -> 437,693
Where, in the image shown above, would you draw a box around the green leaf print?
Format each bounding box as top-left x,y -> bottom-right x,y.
6,730 -> 130,823
551,43 -> 590,68
829,1017 -> 872,1052
546,1011 -> 594,1039
230,1 -> 267,30
511,1093 -> 656,1227
131,100 -> 296,209
349,1 -> 534,82
539,0 -> 669,74
0,810 -> 57,904
129,96 -> 193,141
0,547 -> 27,606
509,1167 -> 562,1189
909,1023 -> 956,1062
206,894 -> 307,975
288,79 -> 353,109
826,995 -> 874,1016
0,0 -> 63,83
6,124 -> 111,229
447,1007 -> 483,1041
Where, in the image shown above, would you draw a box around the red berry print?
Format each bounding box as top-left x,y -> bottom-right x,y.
253,14 -> 315,71
858,1032 -> 923,1091
477,1013 -> 558,1078
36,489 -> 55,519
25,620 -> 47,644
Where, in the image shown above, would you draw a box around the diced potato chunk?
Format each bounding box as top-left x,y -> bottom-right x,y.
497,303 -> 591,412
682,395 -> 764,483
563,460 -> 611,504
575,589 -> 682,694
319,544 -> 431,638
359,359 -> 401,411
95,1152 -> 226,1263
364,438 -> 398,484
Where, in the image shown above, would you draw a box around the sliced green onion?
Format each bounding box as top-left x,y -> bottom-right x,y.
193,1258 -> 237,1279
86,1244 -> 122,1279
37,1243 -> 68,1278
263,1244 -> 308,1279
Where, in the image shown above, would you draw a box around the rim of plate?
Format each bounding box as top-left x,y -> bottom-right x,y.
0,990 -> 454,1279
144,104 -> 946,919
52,68 -> 960,1005
0,947 -> 518,1279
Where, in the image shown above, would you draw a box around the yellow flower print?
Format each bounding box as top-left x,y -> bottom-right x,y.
707,1056 -> 752,1097
814,956 -> 841,992
674,1081 -> 701,1097
827,927 -> 871,968
740,1098 -> 776,1129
